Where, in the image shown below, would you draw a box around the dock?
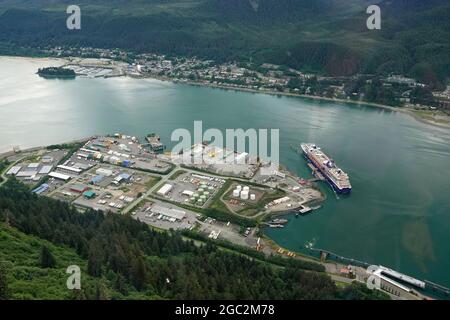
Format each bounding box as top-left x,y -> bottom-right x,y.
310,248 -> 450,298
144,133 -> 165,151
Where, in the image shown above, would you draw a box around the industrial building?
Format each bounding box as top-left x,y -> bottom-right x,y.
56,165 -> 82,174
90,174 -> 105,185
6,166 -> 21,175
38,165 -> 53,175
150,205 -> 186,221
157,183 -> 173,196
41,156 -> 54,164
27,163 -> 40,169
48,172 -> 71,181
182,190 -> 194,197
16,170 -> 38,178
113,173 -> 132,185
96,168 -> 113,177
32,184 -> 50,195
83,190 -> 96,199
69,184 -> 89,193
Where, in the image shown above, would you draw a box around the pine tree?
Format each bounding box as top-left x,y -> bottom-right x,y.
130,256 -> 147,291
39,245 -> 56,268
87,242 -> 103,277
0,262 -> 9,300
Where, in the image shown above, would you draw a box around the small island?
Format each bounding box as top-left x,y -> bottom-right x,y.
37,66 -> 76,78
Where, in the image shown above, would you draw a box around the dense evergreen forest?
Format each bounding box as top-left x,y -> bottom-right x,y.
0,178 -> 389,300
0,0 -> 448,87
37,67 -> 76,78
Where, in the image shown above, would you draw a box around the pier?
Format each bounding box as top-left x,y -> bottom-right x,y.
424,280 -> 450,297
311,247 -> 450,298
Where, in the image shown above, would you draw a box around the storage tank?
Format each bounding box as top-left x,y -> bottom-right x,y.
243,186 -> 250,192
236,185 -> 242,191
250,194 -> 256,201
232,189 -> 240,197
240,190 -> 249,200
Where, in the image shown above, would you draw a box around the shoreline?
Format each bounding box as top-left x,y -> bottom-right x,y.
2,54 -> 449,129
175,80 -> 450,129
139,74 -> 450,130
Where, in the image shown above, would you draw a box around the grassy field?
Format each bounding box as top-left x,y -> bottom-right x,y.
167,169 -> 186,181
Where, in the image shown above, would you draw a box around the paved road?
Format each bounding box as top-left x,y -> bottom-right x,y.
0,157 -> 25,187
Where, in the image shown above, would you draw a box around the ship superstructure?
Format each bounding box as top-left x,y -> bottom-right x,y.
301,143 -> 351,194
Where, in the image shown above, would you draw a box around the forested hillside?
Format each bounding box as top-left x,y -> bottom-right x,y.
0,0 -> 448,86
0,178 -> 388,300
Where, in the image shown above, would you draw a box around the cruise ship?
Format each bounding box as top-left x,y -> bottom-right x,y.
301,143 -> 352,194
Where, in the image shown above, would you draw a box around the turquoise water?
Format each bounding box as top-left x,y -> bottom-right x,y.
1,57 -> 449,287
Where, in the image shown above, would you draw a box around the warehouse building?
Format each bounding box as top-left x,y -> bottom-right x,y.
28,163 -> 40,169
39,165 -> 53,175
151,205 -> 186,221
48,172 -> 71,181
6,166 -> 21,175
157,183 -> 173,196
90,175 -> 105,185
32,184 -> 49,195
16,170 -> 38,178
96,168 -> 113,177
56,165 -> 82,174
69,184 -> 89,194
83,190 -> 96,199
41,156 -> 54,164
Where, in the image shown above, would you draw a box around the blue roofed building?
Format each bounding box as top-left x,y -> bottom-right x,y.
90,174 -> 105,185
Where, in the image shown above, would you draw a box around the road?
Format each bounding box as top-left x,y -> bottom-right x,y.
0,156 -> 25,187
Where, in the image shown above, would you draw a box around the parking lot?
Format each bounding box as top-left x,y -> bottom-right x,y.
132,200 -> 198,230
155,171 -> 226,208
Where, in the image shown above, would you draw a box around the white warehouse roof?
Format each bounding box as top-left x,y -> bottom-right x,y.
151,205 -> 186,220
157,183 -> 173,196
57,165 -> 82,173
48,172 -> 71,181
39,165 -> 53,174
6,166 -> 21,175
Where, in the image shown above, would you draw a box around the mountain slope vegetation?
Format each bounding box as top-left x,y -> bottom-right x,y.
0,178 -> 388,300
0,0 -> 448,85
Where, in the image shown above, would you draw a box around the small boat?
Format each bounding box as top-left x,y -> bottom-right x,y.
268,224 -> 284,228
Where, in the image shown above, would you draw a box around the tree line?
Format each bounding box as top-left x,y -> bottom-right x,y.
0,178 -> 388,300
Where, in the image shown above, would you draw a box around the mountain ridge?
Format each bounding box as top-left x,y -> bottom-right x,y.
0,0 -> 448,86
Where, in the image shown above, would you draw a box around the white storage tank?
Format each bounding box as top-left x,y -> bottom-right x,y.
240,190 -> 249,200
250,194 -> 256,201
236,185 -> 242,191
243,186 -> 250,192
232,189 -> 240,197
